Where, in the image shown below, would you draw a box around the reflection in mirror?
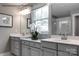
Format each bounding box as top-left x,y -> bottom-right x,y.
19,8 -> 31,35
31,4 -> 49,39
31,5 -> 48,34
75,16 -> 79,36
19,3 -> 49,38
19,3 -> 79,37
51,3 -> 73,36
20,15 -> 31,35
52,17 -> 72,36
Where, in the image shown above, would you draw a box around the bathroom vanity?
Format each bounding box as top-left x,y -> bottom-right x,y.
9,34 -> 31,56
9,35 -> 79,56
10,36 -> 42,56
10,36 -> 21,56
41,38 -> 79,56
21,38 -> 41,56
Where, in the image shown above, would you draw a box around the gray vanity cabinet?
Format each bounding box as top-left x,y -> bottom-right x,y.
21,40 -> 30,56
30,47 -> 41,56
30,41 -> 42,56
42,48 -> 57,56
41,41 -> 78,56
58,51 -> 77,56
10,36 -> 79,56
58,44 -> 77,56
41,41 -> 57,56
22,44 -> 30,56
10,37 -> 21,56
21,40 -> 42,56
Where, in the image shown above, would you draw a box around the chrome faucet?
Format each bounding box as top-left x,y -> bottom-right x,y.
61,33 -> 67,40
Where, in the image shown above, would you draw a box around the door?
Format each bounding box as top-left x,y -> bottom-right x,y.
11,39 -> 15,53
42,48 -> 57,56
11,39 -> 20,56
30,47 -> 41,56
22,44 -> 30,56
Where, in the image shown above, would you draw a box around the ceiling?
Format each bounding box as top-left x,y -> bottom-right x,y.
52,3 -> 79,18
0,3 -> 39,7
0,3 -> 40,11
0,3 -> 77,18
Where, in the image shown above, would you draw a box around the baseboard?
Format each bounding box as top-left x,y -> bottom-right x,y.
0,52 -> 12,56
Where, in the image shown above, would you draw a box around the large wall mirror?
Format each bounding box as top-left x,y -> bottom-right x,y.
20,14 -> 31,35
52,16 -> 72,36
51,3 -> 79,36
31,4 -> 48,34
20,3 -> 79,37
20,3 -> 49,38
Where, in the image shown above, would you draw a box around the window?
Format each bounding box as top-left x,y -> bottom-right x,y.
31,5 -> 48,34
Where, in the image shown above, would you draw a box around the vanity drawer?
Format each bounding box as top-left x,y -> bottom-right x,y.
42,48 -> 57,56
11,39 -> 20,49
21,40 -> 30,45
58,51 -> 77,56
13,48 -> 20,56
10,37 -> 20,41
58,44 -> 77,54
30,42 -> 41,48
34,43 -> 41,48
42,41 -> 57,50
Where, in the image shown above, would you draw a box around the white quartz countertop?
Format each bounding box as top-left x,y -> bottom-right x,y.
41,38 -> 79,46
20,37 -> 41,43
10,33 -> 31,38
10,34 -> 79,46
20,37 -> 79,46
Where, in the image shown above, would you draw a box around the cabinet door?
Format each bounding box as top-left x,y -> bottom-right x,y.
42,41 -> 57,50
58,44 -> 77,54
11,39 -> 20,50
11,40 -> 20,55
42,48 -> 57,56
10,38 -> 20,56
13,48 -> 20,56
30,47 -> 42,56
58,51 -> 77,56
22,44 -> 30,56
11,39 -> 15,53
14,40 -> 20,49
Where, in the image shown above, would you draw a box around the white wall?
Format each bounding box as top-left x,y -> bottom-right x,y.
0,6 -> 21,53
